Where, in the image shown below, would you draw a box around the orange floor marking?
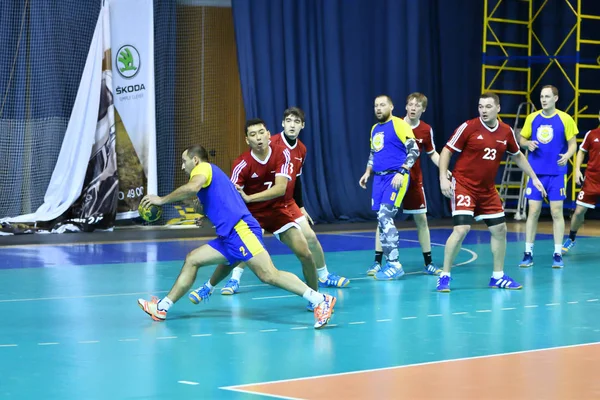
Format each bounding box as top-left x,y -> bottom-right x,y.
225,343 -> 600,399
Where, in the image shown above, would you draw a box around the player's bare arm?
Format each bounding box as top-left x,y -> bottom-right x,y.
427,150 -> 452,178
141,174 -> 207,207
512,152 -> 547,197
239,175 -> 288,203
438,147 -> 453,198
558,136 -> 578,166
359,151 -> 374,189
519,135 -> 539,152
575,149 -> 586,185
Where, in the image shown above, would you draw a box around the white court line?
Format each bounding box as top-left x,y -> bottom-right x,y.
337,234 -> 479,268
220,341 -> 600,393
452,312 -> 468,315
191,334 -> 212,337
226,332 -> 246,335
178,381 -> 199,385
78,341 -> 99,344
38,342 -> 60,346
476,310 -> 492,313
252,295 -> 296,301
118,339 -> 139,342
0,344 -> 18,347
501,307 -> 516,311
348,321 -> 366,325
259,329 -> 278,333
0,233 -> 478,304
376,319 -> 392,322
156,336 -> 177,340
588,299 -> 599,302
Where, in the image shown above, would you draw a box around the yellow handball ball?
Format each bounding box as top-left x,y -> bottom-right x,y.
138,203 -> 163,223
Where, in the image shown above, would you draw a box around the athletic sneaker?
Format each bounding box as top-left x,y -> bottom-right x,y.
188,284 -> 213,304
488,275 -> 522,289
562,238 -> 576,254
552,253 -> 564,268
220,278 -> 240,295
366,262 -> 381,276
313,294 -> 336,329
137,296 -> 167,321
318,273 -> 350,288
424,263 -> 442,275
436,275 -> 452,292
519,252 -> 534,268
374,262 -> 405,280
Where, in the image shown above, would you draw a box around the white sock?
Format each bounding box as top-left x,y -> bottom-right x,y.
157,296 -> 173,311
231,267 -> 245,282
317,266 -> 329,280
525,243 -> 534,254
492,271 -> 504,279
205,281 -> 214,290
554,244 -> 562,255
441,272 -> 451,277
302,289 -> 325,306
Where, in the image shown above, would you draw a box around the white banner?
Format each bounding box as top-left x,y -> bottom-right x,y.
1,3 -> 118,231
110,0 -> 157,220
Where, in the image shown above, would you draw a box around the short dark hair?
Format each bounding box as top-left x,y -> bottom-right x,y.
283,107 -> 305,123
480,92 -> 500,105
375,94 -> 394,106
185,145 -> 209,162
541,85 -> 559,96
245,118 -> 267,136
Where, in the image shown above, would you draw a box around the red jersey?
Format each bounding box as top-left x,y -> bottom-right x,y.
404,117 -> 435,184
445,117 -> 519,191
270,132 -> 307,203
581,128 -> 600,182
230,144 -> 292,213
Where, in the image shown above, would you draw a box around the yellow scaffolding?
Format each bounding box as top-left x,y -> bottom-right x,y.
483,0 -> 600,206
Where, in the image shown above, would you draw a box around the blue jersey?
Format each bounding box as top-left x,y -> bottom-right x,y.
190,163 -> 252,237
520,109 -> 578,175
370,116 -> 415,173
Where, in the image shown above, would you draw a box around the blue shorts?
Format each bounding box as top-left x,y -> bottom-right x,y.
525,174 -> 566,201
371,173 -> 410,211
207,215 -> 266,265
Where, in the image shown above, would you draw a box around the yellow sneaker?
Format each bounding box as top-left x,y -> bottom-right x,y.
313,294 -> 336,329
137,296 -> 167,321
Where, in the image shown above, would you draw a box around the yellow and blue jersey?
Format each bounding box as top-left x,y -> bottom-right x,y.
190,162 -> 252,237
370,116 -> 416,173
520,110 -> 578,175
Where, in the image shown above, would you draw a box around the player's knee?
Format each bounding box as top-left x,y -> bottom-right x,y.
453,224 -> 471,238
413,213 -> 428,229
550,205 -> 564,219
255,265 -> 278,285
574,206 -> 587,218
302,228 -> 318,247
294,244 -> 313,263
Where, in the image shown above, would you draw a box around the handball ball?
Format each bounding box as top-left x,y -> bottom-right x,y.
138,203 -> 162,222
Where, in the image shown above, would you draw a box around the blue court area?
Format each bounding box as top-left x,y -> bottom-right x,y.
1,228 -> 599,399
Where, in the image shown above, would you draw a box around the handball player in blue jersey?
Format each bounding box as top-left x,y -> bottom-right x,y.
137,145 -> 335,329
518,85 -> 578,269
358,95 -> 420,280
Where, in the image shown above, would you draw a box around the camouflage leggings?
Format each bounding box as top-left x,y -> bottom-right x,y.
377,203 -> 399,263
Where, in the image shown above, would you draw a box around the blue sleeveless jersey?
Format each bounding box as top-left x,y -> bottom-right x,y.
190,163 -> 252,237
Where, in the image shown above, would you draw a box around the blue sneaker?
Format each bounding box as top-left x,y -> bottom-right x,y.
488,274 -> 522,290
519,252 -> 534,268
437,275 -> 452,292
424,263 -> 442,275
318,273 -> 350,288
220,278 -> 240,295
306,301 -> 314,312
188,284 -> 213,304
366,262 -> 381,276
374,262 -> 405,280
562,238 -> 576,254
552,253 -> 564,268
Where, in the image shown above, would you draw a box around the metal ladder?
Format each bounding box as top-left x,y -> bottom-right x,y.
497,102 -> 536,220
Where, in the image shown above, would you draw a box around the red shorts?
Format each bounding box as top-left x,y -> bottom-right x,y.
403,181 -> 427,214
251,203 -> 303,237
451,178 -> 504,221
283,200 -> 307,224
576,177 -> 600,209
